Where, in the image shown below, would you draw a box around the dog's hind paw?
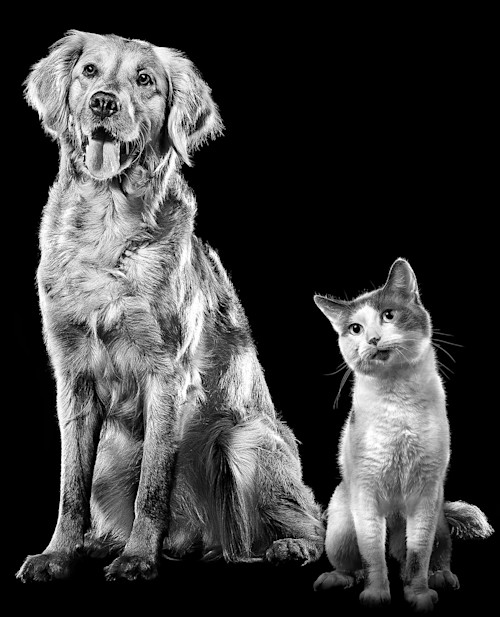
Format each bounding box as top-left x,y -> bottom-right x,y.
104,554 -> 159,581
265,538 -> 321,565
16,552 -> 76,582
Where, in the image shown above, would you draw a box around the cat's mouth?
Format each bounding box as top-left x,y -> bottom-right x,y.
371,349 -> 391,362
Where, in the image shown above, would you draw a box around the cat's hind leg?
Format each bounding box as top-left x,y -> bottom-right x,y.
428,509 -> 460,591
313,481 -> 362,591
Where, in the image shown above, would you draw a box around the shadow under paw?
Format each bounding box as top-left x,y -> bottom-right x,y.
404,586 -> 439,613
314,570 -> 356,591
359,586 -> 391,608
265,538 -> 321,565
429,569 -> 460,591
104,554 -> 159,582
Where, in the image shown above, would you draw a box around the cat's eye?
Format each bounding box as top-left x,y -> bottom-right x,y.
348,323 -> 363,335
382,309 -> 396,322
82,64 -> 97,77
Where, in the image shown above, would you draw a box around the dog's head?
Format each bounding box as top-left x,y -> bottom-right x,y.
25,30 -> 222,180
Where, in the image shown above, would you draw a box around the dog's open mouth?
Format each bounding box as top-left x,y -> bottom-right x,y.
83,128 -> 139,179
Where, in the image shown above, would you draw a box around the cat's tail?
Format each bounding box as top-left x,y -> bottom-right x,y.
444,500 -> 494,539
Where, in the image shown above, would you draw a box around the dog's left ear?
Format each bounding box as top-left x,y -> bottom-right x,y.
25,30 -> 87,138
154,48 -> 223,166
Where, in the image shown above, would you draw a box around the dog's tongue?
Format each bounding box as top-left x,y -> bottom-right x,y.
85,135 -> 120,178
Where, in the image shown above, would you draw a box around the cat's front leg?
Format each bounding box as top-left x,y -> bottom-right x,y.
404,489 -> 442,612
351,492 -> 391,607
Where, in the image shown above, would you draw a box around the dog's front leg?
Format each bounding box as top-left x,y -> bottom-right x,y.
17,375 -> 103,582
105,372 -> 178,581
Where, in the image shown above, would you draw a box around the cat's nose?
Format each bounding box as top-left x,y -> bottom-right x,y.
368,336 -> 380,346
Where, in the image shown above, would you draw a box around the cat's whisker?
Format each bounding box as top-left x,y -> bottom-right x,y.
324,361 -> 349,377
436,360 -> 454,380
334,368 -> 352,409
394,347 -> 411,364
433,329 -> 455,338
432,342 -> 457,364
433,337 -> 463,349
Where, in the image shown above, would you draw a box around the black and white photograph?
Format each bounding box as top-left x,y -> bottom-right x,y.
7,7 -> 497,615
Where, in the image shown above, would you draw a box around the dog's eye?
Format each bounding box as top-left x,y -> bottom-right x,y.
137,73 -> 153,86
83,64 -> 97,77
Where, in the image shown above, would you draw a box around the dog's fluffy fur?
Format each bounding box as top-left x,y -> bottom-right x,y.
17,31 -> 324,582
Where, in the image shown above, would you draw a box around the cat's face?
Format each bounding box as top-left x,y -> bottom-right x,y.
315,259 -> 432,376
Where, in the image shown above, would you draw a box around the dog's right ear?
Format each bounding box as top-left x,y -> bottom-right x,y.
25,30 -> 87,138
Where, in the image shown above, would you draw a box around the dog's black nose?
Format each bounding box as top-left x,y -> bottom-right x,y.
89,92 -> 120,119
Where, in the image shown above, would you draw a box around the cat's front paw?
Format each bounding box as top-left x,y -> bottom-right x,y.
429,569 -> 460,591
359,586 -> 391,607
404,586 -> 438,613
16,552 -> 76,582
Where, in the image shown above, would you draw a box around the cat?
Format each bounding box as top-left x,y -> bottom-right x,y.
312,258 -> 493,612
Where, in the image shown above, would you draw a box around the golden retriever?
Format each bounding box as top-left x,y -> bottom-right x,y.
17,30 -> 324,582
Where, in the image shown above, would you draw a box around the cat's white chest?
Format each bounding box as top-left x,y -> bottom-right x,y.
343,376 -> 449,506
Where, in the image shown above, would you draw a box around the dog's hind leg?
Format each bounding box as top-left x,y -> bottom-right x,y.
87,427 -> 142,556
255,420 -> 325,565
162,471 -> 204,560
179,410 -> 324,565
179,411 -> 261,562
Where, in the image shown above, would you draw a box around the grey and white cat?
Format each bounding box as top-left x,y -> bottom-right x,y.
313,258 -> 493,612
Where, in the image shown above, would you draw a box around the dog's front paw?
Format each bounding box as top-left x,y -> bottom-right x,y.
265,538 -> 321,565
404,586 -> 438,613
104,554 -> 158,581
16,552 -> 76,582
428,569 -> 460,591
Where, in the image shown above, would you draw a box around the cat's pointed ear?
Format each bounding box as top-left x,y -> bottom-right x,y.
314,295 -> 349,332
384,258 -> 420,300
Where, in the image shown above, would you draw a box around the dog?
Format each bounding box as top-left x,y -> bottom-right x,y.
17,30 -> 324,582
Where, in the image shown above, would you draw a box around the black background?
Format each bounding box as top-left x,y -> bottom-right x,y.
7,6 -> 497,615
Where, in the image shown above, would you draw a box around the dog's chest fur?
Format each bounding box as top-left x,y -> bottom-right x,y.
38,178 -> 199,421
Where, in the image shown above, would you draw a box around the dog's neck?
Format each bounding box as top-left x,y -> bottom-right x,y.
40,140 -> 198,272
57,137 -> 196,228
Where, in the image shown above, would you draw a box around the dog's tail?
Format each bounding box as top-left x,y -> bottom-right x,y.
197,412 -> 263,562
444,500 -> 494,540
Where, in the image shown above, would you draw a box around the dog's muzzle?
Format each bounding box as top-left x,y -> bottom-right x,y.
89,91 -> 121,120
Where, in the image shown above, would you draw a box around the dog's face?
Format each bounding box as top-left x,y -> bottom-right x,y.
26,31 -> 222,180
69,35 -> 169,179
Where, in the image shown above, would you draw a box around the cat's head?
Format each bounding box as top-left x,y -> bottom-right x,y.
314,258 -> 432,376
